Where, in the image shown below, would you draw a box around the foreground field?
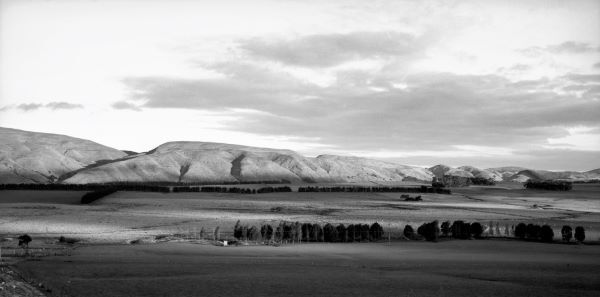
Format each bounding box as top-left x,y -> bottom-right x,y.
1,184 -> 599,243
13,240 -> 600,297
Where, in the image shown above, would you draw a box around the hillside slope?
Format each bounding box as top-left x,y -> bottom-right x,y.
63,142 -> 434,184
0,127 -> 127,183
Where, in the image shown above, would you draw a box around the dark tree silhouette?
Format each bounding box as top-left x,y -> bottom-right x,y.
323,223 -> 338,242
540,225 -> 554,242
260,224 -> 273,241
336,224 -> 347,242
347,224 -> 356,242
470,222 -> 483,239
18,234 -> 32,248
441,221 -> 451,237
417,220 -> 440,241
561,225 -> 573,243
369,222 -> 384,241
450,221 -> 471,239
403,225 -> 415,240
574,226 -> 585,243
360,224 -> 370,241
515,223 -> 527,239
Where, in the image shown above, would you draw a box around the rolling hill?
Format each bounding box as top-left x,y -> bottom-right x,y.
0,127 -> 127,183
1,127 -> 598,184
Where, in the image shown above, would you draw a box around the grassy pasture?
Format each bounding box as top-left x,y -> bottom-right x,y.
13,240 -> 600,297
1,184 -> 599,243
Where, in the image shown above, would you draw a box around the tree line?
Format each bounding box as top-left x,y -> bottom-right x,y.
524,180 -> 573,191
174,186 -> 293,194
233,221 -> 384,243
298,186 -> 451,194
402,220 -> 586,243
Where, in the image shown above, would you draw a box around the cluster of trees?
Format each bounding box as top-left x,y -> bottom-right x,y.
0,183 -> 170,192
524,180 -> 573,191
470,177 -> 496,186
560,225 -> 586,243
233,221 -> 384,243
402,220 -> 587,244
80,188 -> 118,204
401,194 -> 422,201
513,223 -> 555,242
298,186 -> 451,194
183,186 -> 292,194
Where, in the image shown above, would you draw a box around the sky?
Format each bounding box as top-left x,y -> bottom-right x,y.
1,0 -> 599,171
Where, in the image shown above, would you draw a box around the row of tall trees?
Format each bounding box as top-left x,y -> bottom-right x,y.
298,186 -> 451,194
524,180 -> 573,191
233,221 -> 384,243
174,186 -> 292,194
403,221 -> 586,243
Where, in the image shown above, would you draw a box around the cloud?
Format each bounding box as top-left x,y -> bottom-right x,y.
3,101 -> 84,112
122,57 -> 600,155
520,41 -> 600,56
45,102 -> 83,110
16,103 -> 44,111
112,101 -> 142,111
594,62 -> 600,69
239,31 -> 422,67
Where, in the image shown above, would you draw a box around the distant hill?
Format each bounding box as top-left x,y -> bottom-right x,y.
0,127 -> 127,183
62,142 -> 435,184
1,127 -> 598,184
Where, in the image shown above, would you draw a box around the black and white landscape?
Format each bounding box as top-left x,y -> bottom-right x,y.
1,1 -> 599,297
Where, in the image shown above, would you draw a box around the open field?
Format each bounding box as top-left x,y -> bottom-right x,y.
1,184 -> 599,296
12,240 -> 600,297
1,184 -> 599,243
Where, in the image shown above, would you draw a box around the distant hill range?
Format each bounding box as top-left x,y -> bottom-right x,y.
1,127 -> 598,184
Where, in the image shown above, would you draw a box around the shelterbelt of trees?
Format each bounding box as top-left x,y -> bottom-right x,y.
298,185 -> 451,194
524,180 -> 573,191
228,220 -> 587,245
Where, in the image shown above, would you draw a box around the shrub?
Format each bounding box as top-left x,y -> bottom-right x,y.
403,225 -> 415,240
470,222 -> 483,239
369,222 -> 384,241
515,223 -> 527,239
337,224 -> 347,242
540,225 -> 554,242
440,221 -> 451,237
574,226 -> 585,242
417,220 -> 440,241
18,234 -> 32,247
323,223 -> 338,242
561,225 -> 572,242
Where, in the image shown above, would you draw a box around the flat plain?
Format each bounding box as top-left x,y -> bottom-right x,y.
1,183 -> 600,296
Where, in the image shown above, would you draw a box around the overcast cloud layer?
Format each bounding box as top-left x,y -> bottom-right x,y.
1,0 -> 599,170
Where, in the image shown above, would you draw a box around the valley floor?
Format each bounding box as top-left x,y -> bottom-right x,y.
11,240 -> 600,297
1,184 -> 599,296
